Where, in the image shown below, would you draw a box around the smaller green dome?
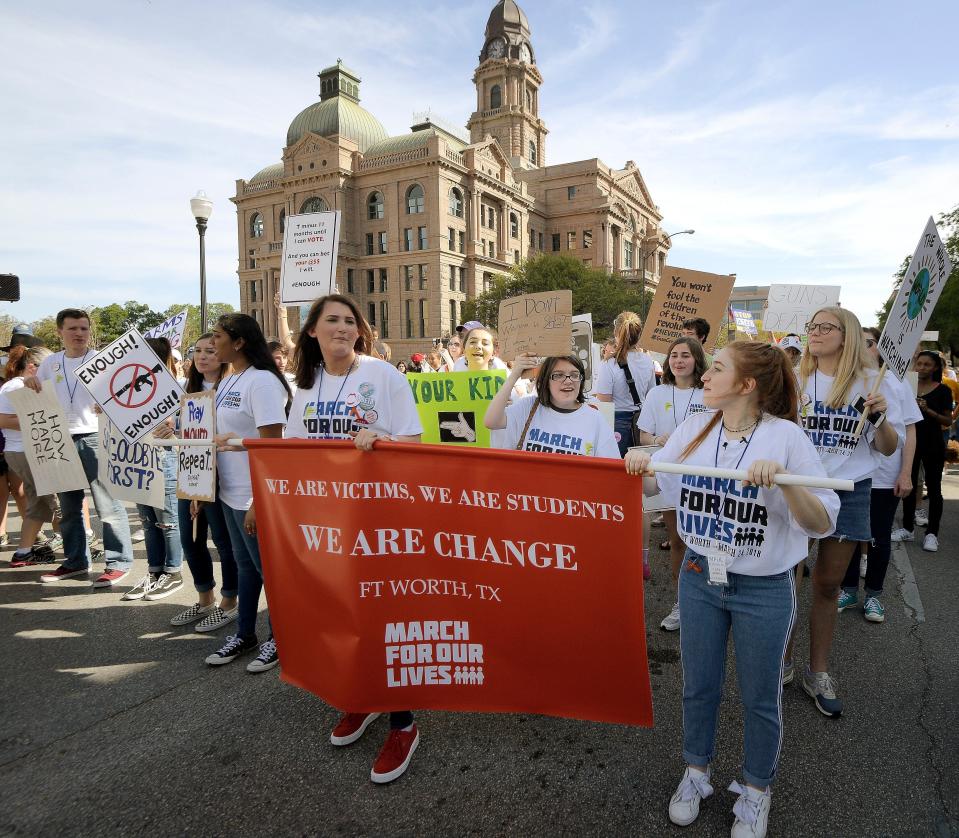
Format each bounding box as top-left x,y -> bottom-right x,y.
286,97 -> 388,152
249,162 -> 283,184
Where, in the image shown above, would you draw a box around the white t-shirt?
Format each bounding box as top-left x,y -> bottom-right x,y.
0,377 -> 26,452
652,412 -> 840,575
286,355 -> 422,440
798,369 -> 904,482
453,356 -> 508,371
593,351 -> 656,411
215,368 -> 288,510
872,375 -> 922,490
496,395 -> 620,458
637,384 -> 710,439
36,350 -> 99,434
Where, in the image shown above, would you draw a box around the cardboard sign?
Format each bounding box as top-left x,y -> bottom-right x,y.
75,329 -> 183,443
97,416 -> 165,507
177,390 -> 216,501
879,218 -> 952,379
247,439 -> 653,726
7,387 -> 87,496
497,290 -> 573,360
730,308 -> 758,336
407,371 -> 507,448
640,266 -> 735,354
763,284 -> 841,334
279,211 -> 341,304
144,310 -> 188,350
920,330 -> 939,342
571,314 -> 593,392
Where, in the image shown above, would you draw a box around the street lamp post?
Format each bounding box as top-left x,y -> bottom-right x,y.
190,190 -> 214,334
639,228 -> 694,320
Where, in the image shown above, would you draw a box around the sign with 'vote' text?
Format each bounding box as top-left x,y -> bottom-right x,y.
247,440 -> 653,726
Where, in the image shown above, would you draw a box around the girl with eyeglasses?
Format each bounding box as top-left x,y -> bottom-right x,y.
635,336 -> 710,632
486,354 -> 619,457
789,307 -> 901,719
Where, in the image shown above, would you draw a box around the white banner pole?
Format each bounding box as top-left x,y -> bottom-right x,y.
645,461 -> 853,492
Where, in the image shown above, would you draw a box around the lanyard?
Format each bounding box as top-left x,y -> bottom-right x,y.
60,351 -> 90,406
215,367 -> 249,410
313,360 -> 356,437
711,418 -> 759,527
672,385 -> 697,429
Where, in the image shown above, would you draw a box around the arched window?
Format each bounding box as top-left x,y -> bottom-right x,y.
509,212 -> 519,239
449,188 -> 464,218
368,191 -> 384,220
406,184 -> 424,214
490,85 -> 502,110
250,212 -> 264,238
299,196 -> 328,214
278,209 -> 286,235
526,89 -> 533,110
528,140 -> 537,165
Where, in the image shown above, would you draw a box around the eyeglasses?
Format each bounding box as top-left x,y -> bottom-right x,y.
864,339 -> 877,348
805,322 -> 843,335
550,372 -> 583,383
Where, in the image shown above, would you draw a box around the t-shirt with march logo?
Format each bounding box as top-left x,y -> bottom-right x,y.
651,412 -> 840,575
498,395 -> 620,458
286,355 -> 422,441
637,384 -> 710,440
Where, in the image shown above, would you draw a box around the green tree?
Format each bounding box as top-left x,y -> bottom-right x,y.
89,300 -> 166,344
0,314 -> 20,348
162,303 -> 236,350
30,315 -> 62,350
461,254 -> 652,341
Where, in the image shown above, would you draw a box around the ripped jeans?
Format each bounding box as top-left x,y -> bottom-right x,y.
135,451 -> 182,574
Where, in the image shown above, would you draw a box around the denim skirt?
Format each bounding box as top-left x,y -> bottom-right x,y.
831,477 -> 872,542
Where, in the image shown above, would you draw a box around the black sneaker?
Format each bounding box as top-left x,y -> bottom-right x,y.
246,638 -> 279,673
205,634 -> 258,666
145,572 -> 184,600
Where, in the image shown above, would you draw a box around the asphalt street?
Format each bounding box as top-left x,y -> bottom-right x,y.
1,473 -> 957,837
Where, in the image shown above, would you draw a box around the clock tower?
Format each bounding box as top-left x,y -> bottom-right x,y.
467,0 -> 548,170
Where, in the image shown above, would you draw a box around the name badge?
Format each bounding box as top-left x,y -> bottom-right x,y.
706,551 -> 729,586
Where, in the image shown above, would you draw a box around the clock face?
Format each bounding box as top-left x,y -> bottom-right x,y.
487,37 -> 506,59
519,43 -> 532,63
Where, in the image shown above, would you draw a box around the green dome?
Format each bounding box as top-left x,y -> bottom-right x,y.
249,162 -> 283,183
286,97 -> 388,152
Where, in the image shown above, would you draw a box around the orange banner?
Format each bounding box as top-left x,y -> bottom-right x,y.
247,440 -> 653,727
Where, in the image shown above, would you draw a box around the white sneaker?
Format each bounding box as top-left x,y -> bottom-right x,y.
729,781 -> 771,838
668,766 -> 713,826
859,554 -> 867,578
660,601 -> 681,632
131,528 -> 146,543
923,534 -> 939,552
890,528 -> 913,542
915,508 -> 928,526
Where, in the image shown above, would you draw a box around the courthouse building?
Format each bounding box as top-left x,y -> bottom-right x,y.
233,0 -> 672,351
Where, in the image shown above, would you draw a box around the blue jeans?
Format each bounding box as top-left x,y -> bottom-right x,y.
678,550 -> 796,788
613,410 -> 635,458
58,433 -> 133,572
223,503 -> 269,640
136,451 -> 181,573
178,496 -> 237,598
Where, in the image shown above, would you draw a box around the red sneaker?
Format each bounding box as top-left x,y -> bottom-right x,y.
370,726 -> 419,784
40,565 -> 90,583
92,568 -> 130,588
330,712 -> 380,746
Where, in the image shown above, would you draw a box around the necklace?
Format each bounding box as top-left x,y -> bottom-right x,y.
313,358 -> 358,437
722,416 -> 760,434
60,350 -> 90,406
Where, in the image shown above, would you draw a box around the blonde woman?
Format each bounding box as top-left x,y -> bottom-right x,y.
790,307 -> 900,717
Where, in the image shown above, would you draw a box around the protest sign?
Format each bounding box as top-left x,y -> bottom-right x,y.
497,290 -> 573,360
763,284 -> 841,334
75,329 -> 183,443
879,218 -> 952,380
920,331 -> 939,342
96,416 -> 165,507
143,310 -> 188,350
177,390 -> 216,501
7,387 -> 87,495
730,308 -> 758,336
571,314 -> 593,392
248,440 -> 652,726
407,371 -> 507,448
279,211 -> 341,304
640,267 -> 735,354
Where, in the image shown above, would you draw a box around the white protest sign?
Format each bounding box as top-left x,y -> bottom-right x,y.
177,390 -> 216,502
279,211 -> 341,304
730,308 -> 758,336
75,328 -> 183,443
921,330 -> 939,342
8,387 -> 87,495
879,217 -> 953,379
763,284 -> 841,334
97,416 -> 165,507
571,314 -> 593,392
144,310 -> 188,350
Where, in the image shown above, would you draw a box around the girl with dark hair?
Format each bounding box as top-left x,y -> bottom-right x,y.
625,342 -> 839,838
286,294 -> 423,785
895,350 -> 952,552
485,353 -> 619,457
162,334 -> 239,631
636,336 -> 710,631
204,314 -> 289,672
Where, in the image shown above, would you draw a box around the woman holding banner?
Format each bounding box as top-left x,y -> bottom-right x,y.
287,293 -> 423,785
593,311 -> 656,457
625,341 -> 839,838
791,307 -> 900,719
636,336 -> 709,632
485,353 -> 619,457
205,314 -> 290,673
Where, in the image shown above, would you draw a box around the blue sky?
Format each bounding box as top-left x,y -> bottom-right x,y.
1,0 -> 957,326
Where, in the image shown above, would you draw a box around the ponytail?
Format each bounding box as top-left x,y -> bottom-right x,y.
612,311 -> 642,364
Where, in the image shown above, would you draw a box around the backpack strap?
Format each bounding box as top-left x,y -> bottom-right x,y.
618,361 -> 643,409
516,400 -> 539,450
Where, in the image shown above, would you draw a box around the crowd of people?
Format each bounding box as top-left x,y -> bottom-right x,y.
1,300 -> 957,836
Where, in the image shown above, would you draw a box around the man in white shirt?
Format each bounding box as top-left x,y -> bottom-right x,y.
26,309 -> 134,587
